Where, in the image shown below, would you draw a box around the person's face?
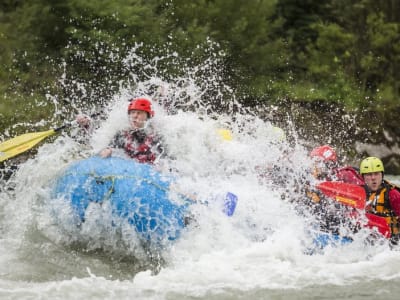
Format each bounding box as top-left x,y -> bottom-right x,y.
128,110 -> 148,129
363,172 -> 383,192
312,159 -> 328,179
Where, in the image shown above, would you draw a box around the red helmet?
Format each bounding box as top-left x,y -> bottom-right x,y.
310,145 -> 337,162
127,97 -> 154,117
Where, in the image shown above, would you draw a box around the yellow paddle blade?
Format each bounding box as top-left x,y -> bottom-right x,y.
0,129 -> 56,162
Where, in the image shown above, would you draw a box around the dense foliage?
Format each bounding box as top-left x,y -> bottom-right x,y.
1,0 -> 399,131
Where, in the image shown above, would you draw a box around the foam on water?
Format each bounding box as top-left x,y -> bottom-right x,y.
1,45 -> 399,299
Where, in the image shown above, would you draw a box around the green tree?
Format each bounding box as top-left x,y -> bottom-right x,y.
160,0 -> 289,101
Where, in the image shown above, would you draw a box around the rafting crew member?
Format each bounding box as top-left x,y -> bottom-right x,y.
306,145 -> 364,219
360,157 -> 400,244
302,145 -> 363,237
309,145 -> 364,185
77,97 -> 164,164
305,144 -> 363,205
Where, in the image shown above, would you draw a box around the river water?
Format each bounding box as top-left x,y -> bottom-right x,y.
1,50 -> 399,299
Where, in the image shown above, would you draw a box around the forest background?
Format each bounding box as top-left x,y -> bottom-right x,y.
1,0 -> 400,172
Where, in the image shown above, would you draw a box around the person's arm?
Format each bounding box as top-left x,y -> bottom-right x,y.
335,166 -> 365,185
99,147 -> 112,157
75,112 -> 105,135
98,130 -> 125,158
389,188 -> 400,217
72,114 -> 95,144
75,114 -> 91,129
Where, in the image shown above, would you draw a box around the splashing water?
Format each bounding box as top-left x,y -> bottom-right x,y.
1,44 -> 400,300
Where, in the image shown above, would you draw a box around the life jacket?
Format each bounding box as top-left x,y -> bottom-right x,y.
334,166 -> 364,185
364,180 -> 400,237
111,129 -> 161,164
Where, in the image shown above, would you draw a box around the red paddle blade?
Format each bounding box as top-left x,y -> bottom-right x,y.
316,181 -> 366,209
366,213 -> 391,238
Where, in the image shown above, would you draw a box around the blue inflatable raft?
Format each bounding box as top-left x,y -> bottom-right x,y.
53,156 -> 190,246
52,156 -> 238,248
312,232 -> 353,249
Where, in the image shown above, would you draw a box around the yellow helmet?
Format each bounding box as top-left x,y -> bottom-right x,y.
217,128 -> 233,141
359,157 -> 384,174
272,126 -> 286,142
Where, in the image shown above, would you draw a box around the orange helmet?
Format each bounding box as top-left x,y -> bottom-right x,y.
310,145 -> 337,162
127,97 -> 154,117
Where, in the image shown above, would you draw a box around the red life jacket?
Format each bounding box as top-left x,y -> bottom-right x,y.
334,166 -> 364,185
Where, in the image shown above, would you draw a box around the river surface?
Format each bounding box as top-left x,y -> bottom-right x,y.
1,94 -> 400,300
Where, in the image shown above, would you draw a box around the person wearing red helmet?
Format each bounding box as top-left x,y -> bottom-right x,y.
98,97 -> 163,164
304,145 -> 363,239
310,145 -> 364,185
310,145 -> 337,162
77,97 -> 163,164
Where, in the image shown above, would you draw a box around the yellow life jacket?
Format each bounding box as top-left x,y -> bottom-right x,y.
365,181 -> 400,236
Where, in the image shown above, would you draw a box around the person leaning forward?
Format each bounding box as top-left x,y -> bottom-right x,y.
301,145 -> 364,236
310,145 -> 364,185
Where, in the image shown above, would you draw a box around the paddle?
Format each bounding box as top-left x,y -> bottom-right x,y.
316,181 -> 391,237
222,192 -> 238,216
174,187 -> 238,217
365,213 -> 391,238
316,181 -> 366,209
0,113 -> 97,163
0,125 -> 68,163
